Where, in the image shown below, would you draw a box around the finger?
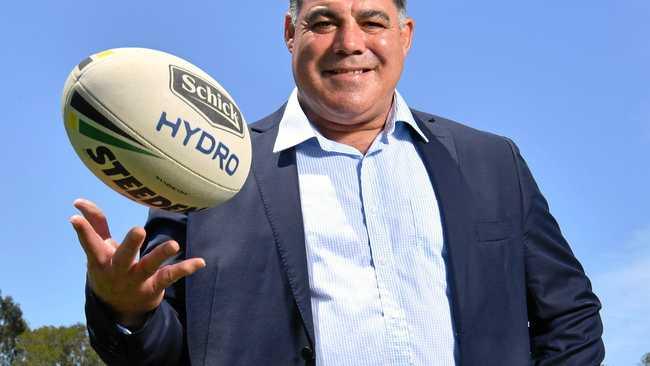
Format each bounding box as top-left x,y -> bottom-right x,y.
73,198 -> 112,240
104,238 -> 119,250
135,240 -> 180,280
152,258 -> 206,292
111,227 -> 146,273
70,214 -> 112,265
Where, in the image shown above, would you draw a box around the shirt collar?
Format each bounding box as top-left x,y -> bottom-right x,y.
273,88 -> 429,154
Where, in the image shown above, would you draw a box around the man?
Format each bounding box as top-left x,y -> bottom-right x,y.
71,0 -> 605,365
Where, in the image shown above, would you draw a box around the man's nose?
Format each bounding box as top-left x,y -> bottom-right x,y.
333,23 -> 366,55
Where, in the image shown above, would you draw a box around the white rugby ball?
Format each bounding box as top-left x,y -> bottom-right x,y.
62,48 -> 251,213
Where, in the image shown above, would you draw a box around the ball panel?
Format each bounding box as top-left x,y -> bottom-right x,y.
64,84 -> 236,212
62,48 -> 251,211
76,48 -> 251,193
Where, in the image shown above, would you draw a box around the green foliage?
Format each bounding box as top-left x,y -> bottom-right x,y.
1,289 -> 103,366
0,290 -> 28,365
640,352 -> 650,366
14,323 -> 104,366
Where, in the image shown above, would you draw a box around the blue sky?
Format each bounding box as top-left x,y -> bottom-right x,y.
0,1 -> 648,364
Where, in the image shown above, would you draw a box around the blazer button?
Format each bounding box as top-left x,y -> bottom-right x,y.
301,346 -> 314,361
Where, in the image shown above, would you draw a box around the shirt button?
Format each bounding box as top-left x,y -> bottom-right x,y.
301,346 -> 314,361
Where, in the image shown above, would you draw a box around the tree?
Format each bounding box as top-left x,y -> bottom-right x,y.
640,352 -> 650,366
0,290 -> 28,365
14,323 -> 104,366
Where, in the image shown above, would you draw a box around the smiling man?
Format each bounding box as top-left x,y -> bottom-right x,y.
286,0 -> 413,155
75,0 -> 605,365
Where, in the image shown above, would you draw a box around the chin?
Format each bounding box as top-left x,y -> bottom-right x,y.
320,97 -> 376,120
298,85 -> 390,124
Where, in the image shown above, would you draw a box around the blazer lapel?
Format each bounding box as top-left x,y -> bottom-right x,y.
251,113 -> 315,346
412,111 -> 475,340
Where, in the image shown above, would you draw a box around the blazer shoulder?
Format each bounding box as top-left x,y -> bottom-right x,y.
412,109 -> 505,141
412,109 -> 516,154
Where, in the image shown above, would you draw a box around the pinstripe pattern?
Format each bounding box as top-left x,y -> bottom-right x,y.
274,89 -> 457,365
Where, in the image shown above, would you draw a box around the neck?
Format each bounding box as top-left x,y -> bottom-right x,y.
299,100 -> 393,155
313,121 -> 384,155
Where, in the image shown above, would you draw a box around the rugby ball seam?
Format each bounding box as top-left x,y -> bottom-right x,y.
70,50 -> 118,88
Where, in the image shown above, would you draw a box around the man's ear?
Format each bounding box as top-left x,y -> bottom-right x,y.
400,17 -> 415,56
284,13 -> 295,53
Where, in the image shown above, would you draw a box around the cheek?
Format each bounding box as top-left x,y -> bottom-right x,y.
298,35 -> 330,60
372,35 -> 401,65
293,52 -> 316,80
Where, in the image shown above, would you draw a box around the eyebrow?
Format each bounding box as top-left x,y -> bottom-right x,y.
356,9 -> 391,23
303,8 -> 391,24
304,8 -> 338,24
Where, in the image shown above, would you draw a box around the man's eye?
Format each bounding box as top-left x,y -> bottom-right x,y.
364,21 -> 386,29
312,21 -> 335,30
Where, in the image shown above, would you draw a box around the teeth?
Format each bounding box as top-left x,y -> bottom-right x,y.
333,69 -> 365,75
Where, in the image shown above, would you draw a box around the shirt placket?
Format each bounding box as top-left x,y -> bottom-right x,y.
359,152 -> 413,366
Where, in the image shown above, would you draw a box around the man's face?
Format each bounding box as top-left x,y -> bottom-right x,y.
285,0 -> 414,126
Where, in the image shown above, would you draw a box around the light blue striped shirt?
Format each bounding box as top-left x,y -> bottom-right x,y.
274,89 -> 457,366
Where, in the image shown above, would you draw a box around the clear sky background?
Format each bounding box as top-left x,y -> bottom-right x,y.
0,1 -> 648,364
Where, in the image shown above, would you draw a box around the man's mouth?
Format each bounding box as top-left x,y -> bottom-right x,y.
323,68 -> 374,76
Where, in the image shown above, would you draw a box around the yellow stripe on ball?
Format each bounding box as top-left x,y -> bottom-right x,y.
66,110 -> 78,131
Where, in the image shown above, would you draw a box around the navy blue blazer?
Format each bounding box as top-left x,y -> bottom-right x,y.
86,107 -> 604,365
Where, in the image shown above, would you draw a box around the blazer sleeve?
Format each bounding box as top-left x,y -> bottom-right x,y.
85,209 -> 189,365
508,140 -> 605,365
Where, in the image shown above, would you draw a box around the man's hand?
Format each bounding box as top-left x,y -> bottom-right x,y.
70,199 -> 206,328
